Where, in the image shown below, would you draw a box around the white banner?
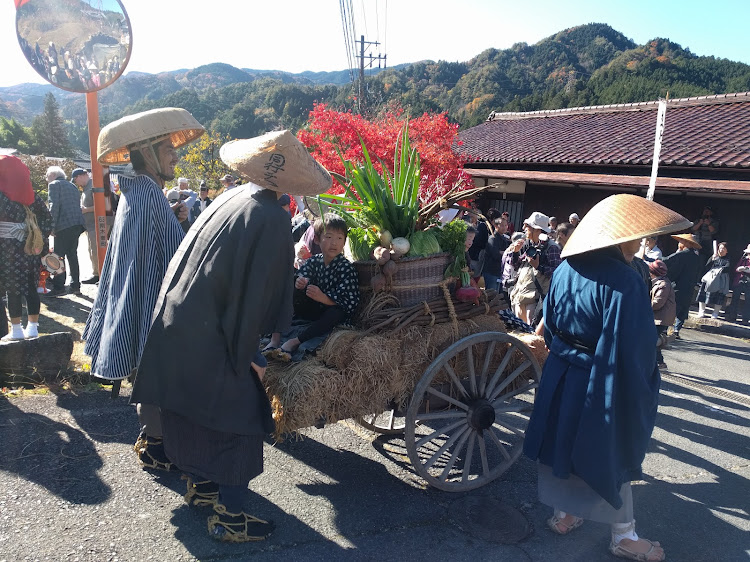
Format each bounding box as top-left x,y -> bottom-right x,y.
647,99 -> 668,201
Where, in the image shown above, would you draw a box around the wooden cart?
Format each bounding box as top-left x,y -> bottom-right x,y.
353,330 -> 541,492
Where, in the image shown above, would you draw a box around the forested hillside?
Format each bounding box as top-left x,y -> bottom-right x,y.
2,23 -> 749,155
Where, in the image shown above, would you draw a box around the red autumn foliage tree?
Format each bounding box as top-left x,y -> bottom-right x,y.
297,103 -> 472,205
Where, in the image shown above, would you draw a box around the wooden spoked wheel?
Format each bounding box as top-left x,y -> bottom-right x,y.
405,332 -> 541,491
356,409 -> 406,435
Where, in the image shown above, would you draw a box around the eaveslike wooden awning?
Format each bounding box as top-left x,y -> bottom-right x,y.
463,168 -> 750,195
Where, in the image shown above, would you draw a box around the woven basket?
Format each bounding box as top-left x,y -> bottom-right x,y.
355,253 -> 453,307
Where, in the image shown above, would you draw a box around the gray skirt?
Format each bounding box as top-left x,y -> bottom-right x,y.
161,409 -> 265,487
537,463 -> 634,524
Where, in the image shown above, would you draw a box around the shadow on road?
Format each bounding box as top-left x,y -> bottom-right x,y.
48,387 -> 138,445
40,294 -> 92,326
671,337 -> 750,368
0,394 -> 111,505
643,391 -> 750,561
275,430 -> 446,548
169,488 -> 341,558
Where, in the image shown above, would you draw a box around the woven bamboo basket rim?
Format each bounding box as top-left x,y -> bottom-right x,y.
352,252 -> 452,266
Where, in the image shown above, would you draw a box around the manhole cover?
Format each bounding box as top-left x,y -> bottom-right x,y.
449,497 -> 530,544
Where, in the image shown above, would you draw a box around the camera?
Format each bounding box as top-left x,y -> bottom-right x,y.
524,246 -> 538,260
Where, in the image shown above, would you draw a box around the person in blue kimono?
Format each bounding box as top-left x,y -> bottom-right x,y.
523,194 -> 692,562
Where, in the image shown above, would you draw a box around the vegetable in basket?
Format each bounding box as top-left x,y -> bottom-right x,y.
345,227 -> 379,262
407,230 -> 442,257
435,219 -> 469,279
315,122 -> 421,240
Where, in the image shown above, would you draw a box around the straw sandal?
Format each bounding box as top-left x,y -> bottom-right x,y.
133,432 -> 173,471
207,503 -> 275,542
267,348 -> 292,362
609,538 -> 664,561
547,514 -> 583,535
261,345 -> 279,357
182,474 -> 219,507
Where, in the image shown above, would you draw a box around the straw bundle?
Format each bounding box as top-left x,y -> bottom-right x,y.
264,313 -> 547,438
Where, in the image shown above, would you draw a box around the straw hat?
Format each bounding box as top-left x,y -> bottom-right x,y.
97,108 -> 205,165
671,233 -> 702,250
560,194 -> 692,259
219,130 -> 331,196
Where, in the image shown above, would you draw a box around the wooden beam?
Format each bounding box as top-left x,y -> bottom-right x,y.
463,168 -> 750,194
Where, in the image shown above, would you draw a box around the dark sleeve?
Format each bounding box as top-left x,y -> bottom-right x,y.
221,208 -> 294,377
540,243 -> 562,277
32,194 -> 53,238
663,252 -> 682,280
298,255 -> 315,280
485,236 -> 503,263
48,182 -> 60,229
326,260 -> 360,315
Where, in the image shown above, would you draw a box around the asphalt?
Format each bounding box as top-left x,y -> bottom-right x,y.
1,329 -> 748,562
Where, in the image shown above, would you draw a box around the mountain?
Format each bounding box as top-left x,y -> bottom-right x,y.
2,23 -> 749,154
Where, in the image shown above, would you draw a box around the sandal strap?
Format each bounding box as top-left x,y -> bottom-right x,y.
547,514 -> 583,535
207,507 -> 274,542
182,475 -> 219,507
610,539 -> 662,561
133,435 -> 173,471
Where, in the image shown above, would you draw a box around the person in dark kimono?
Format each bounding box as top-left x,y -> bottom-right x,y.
82,107 -> 205,469
523,194 -> 692,562
0,156 -> 53,340
662,233 -> 702,338
131,130 -> 332,542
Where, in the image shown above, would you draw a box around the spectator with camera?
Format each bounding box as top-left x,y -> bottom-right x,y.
509,212 -> 562,324
690,205 -> 719,263
501,232 -> 526,305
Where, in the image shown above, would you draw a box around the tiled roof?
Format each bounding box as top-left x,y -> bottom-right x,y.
457,92 -> 750,169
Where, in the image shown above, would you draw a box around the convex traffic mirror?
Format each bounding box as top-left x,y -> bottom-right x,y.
15,0 -> 132,93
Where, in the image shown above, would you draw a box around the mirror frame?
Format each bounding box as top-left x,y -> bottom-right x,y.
15,0 -> 133,94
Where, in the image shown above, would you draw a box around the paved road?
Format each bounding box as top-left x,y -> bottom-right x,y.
1,329 -> 748,561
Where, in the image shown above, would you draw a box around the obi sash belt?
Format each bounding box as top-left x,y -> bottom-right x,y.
0,221 -> 27,242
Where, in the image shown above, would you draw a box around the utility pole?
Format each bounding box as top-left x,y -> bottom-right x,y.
356,35 -> 387,113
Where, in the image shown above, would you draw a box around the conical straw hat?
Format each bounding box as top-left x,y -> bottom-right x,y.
561,194 -> 692,258
671,233 -> 702,250
98,108 -> 205,165
220,130 -> 331,196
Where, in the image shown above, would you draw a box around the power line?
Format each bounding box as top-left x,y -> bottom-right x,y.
339,0 -> 353,83
360,0 -> 368,38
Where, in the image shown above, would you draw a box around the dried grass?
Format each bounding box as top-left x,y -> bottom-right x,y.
264,312 -> 549,438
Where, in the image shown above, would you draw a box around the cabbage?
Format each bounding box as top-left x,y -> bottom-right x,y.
407,230 -> 442,257
345,227 -> 378,262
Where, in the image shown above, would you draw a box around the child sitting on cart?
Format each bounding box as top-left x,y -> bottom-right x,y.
265,213 -> 359,360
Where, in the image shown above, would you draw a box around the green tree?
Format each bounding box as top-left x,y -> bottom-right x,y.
173,130 -> 232,190
30,92 -> 74,157
19,155 -> 76,200
0,117 -> 36,152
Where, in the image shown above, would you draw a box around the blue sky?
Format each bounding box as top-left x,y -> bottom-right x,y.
2,0 -> 748,88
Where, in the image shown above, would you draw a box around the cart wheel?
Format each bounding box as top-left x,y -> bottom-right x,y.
356,409 -> 406,435
405,331 -> 541,492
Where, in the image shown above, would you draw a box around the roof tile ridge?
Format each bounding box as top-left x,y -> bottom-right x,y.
487,91 -> 750,121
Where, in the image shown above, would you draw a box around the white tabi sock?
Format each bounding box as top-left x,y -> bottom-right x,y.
611,520 -> 639,544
